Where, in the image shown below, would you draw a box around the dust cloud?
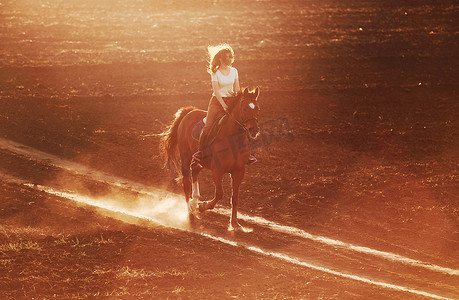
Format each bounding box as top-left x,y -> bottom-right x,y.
26,182 -> 191,230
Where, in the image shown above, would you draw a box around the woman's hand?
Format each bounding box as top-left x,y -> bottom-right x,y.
214,91 -> 229,112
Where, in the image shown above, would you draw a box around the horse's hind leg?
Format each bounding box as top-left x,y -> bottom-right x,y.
180,154 -> 199,217
191,163 -> 202,201
181,162 -> 192,204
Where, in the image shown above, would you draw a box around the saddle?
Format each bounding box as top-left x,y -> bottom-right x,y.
192,113 -> 228,145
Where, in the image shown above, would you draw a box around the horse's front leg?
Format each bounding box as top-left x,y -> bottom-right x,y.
199,171 -> 223,212
228,169 -> 250,232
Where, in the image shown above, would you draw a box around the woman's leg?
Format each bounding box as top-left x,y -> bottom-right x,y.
194,97 -> 224,160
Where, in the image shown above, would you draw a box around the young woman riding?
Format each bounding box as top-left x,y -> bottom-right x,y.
193,44 -> 256,165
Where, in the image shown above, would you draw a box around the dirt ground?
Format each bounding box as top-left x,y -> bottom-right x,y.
0,0 -> 458,299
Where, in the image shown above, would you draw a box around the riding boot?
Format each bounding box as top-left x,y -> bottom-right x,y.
192,132 -> 207,163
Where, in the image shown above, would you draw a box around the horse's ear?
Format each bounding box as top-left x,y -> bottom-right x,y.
254,87 -> 260,100
243,88 -> 249,97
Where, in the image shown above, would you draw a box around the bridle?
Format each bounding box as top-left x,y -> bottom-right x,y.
228,96 -> 259,139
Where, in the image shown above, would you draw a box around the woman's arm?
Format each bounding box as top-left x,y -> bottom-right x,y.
233,77 -> 241,95
212,81 -> 229,112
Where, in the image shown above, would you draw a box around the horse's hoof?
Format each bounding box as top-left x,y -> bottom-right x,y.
228,222 -> 252,233
198,201 -> 211,212
188,199 -> 201,220
198,202 -> 205,212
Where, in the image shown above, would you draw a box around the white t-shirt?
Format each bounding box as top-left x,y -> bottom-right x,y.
211,67 -> 238,97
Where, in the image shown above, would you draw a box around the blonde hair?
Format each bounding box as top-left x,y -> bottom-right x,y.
207,44 -> 234,74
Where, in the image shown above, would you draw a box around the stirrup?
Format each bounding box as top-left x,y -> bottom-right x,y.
247,155 -> 257,165
192,151 -> 202,163
191,151 -> 203,168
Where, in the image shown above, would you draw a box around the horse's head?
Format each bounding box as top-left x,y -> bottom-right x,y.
237,87 -> 260,139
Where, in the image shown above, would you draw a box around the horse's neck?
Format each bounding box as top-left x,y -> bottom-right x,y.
229,99 -> 242,122
224,107 -> 244,135
226,116 -> 240,132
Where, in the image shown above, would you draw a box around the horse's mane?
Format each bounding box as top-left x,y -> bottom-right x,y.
228,92 -> 243,112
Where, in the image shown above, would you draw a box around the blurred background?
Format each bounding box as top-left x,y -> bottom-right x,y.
0,0 -> 456,98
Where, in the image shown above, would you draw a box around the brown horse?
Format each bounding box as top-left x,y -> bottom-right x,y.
160,88 -> 260,230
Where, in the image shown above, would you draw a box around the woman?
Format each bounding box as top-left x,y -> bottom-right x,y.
193,44 -> 256,165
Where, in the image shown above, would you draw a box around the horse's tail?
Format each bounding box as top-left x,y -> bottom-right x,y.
159,106 -> 196,181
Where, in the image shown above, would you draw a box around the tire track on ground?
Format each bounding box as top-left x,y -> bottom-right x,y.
0,176 -> 454,300
1,137 -> 457,274
0,137 -> 458,299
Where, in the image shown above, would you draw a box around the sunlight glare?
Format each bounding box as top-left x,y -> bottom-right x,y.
24,183 -> 190,229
